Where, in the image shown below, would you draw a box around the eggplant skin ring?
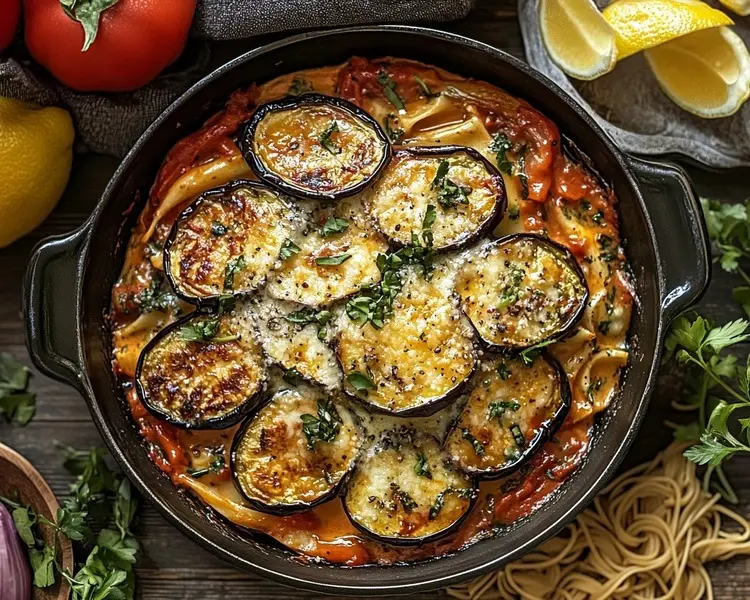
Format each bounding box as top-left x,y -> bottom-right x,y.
343,430 -> 477,545
240,93 -> 392,201
364,145 -> 507,252
444,352 -> 571,479
163,180 -> 299,305
134,310 -> 267,430
231,389 -> 360,515
455,233 -> 589,351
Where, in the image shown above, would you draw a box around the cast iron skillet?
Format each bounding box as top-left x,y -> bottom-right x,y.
22,26 -> 710,594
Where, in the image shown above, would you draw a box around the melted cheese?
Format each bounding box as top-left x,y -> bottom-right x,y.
167,184 -> 300,299
456,236 -> 587,348
252,100 -> 387,196
137,311 -> 266,427
337,272 -> 476,414
364,149 -> 503,250
267,198 -> 388,306
344,432 -> 472,542
233,389 -> 359,509
445,356 -> 566,475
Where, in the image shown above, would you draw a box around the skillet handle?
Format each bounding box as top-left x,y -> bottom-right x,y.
22,226 -> 89,393
625,155 -> 711,323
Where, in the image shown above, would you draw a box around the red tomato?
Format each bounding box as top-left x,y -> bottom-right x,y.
0,0 -> 21,51
23,0 -> 197,92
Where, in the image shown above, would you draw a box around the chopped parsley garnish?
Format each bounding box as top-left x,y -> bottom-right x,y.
211,221 -> 228,236
282,367 -> 304,386
428,487 -> 474,520
497,264 -> 525,311
488,401 -> 520,419
393,487 -> 418,513
300,398 -> 341,449
489,132 -> 513,175
135,272 -> 178,314
315,253 -> 351,266
377,70 -> 405,111
318,216 -> 349,237
279,238 -> 300,260
519,338 -> 556,366
319,120 -> 341,155
384,113 -> 404,142
431,159 -> 472,209
223,255 -> 246,290
415,452 -> 433,479
347,371 -> 376,393
586,378 -> 603,401
179,319 -> 239,343
516,150 -> 529,199
496,361 -> 512,380
592,211 -> 605,225
508,205 -> 520,220
510,424 -> 525,448
187,455 -> 225,478
414,75 -> 439,99
283,308 -> 332,340
462,428 -> 485,456
288,77 -> 313,95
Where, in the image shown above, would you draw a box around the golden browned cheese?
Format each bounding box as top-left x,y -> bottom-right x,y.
266,197 -> 388,306
364,150 -> 503,249
456,237 -> 587,349
445,356 -> 566,475
233,390 -> 359,508
337,272 -> 476,414
166,183 -> 299,299
344,433 -> 473,542
252,102 -> 387,196
137,312 -> 265,427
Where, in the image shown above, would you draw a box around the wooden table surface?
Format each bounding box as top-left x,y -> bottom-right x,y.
1,1 -> 749,598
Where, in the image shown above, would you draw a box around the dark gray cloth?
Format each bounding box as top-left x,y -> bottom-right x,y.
0,0 -> 474,156
519,0 -> 750,169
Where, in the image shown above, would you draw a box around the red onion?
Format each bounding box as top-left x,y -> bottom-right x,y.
0,502 -> 31,600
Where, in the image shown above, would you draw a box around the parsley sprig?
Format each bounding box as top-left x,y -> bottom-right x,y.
1,446 -> 140,598
0,352 -> 35,426
300,398 -> 342,449
432,160 -> 472,209
377,70 -> 405,111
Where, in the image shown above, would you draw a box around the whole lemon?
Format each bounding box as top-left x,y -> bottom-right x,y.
0,97 -> 74,248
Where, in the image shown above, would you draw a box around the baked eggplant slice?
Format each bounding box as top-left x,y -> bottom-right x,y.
266,197 -> 389,307
250,294 -> 341,390
135,309 -> 266,429
444,354 -> 570,478
231,389 -> 360,514
241,94 -> 391,201
364,146 -> 506,251
343,429 -> 476,545
455,234 -> 588,350
336,271 -> 476,416
164,180 -> 300,304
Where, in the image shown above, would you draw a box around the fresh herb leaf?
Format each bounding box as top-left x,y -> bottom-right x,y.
30,544 -> 56,588
0,353 -> 35,426
318,216 -> 349,237
347,371 -> 376,393
496,361 -> 512,380
519,339 -> 556,366
488,401 -> 520,419
284,308 -> 332,340
179,319 -> 239,343
315,253 -> 351,266
384,113 -> 404,142
510,424 -> 525,448
288,77 -> 313,95
223,255 -> 246,290
377,70 -> 405,111
186,456 -> 226,479
429,487 -> 474,520
489,133 -> 513,174
279,238 -> 301,260
516,150 -> 529,200
414,75 -> 439,98
415,452 -> 433,479
462,428 -> 485,456
431,159 -> 472,209
300,398 -> 341,449
211,221 -> 228,236
319,121 -> 342,155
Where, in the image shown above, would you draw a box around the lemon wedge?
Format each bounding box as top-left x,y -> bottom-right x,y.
719,0 -> 750,16
539,0 -> 618,80
645,26 -> 750,118
603,0 -> 734,59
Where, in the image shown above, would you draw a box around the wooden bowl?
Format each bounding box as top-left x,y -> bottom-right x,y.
0,443 -> 73,600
